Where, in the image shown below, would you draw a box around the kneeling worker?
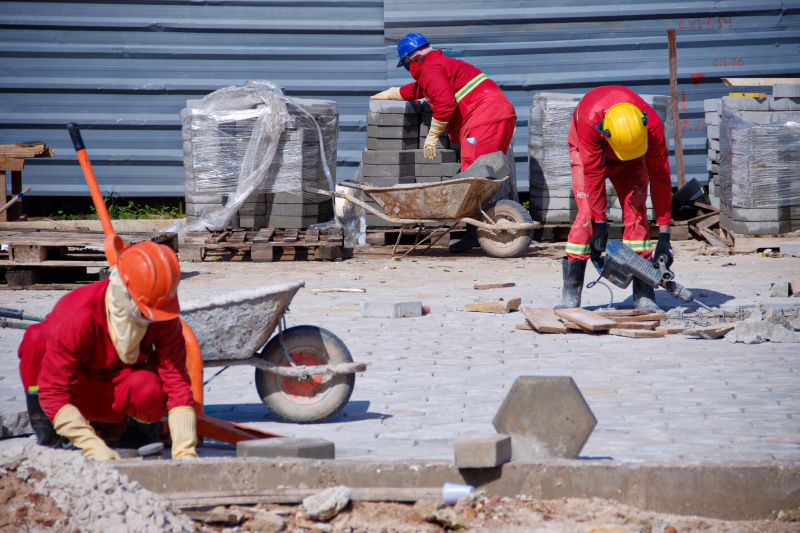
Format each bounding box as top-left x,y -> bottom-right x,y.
559,85 -> 674,311
18,241 -> 198,460
371,32 -> 517,252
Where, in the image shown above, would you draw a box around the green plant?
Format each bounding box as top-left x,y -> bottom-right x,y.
521,199 -> 531,210
48,193 -> 184,220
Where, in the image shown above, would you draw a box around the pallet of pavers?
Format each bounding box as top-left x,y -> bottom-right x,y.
180,227 -> 352,263
0,230 -> 177,289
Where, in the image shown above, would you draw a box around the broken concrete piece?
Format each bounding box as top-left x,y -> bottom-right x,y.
0,410 -> 30,438
492,376 -> 596,460
465,298 -> 521,314
303,485 -> 351,521
236,438 -> 335,459
770,279 -> 792,298
248,509 -> 286,532
683,325 -> 735,339
361,300 -> 423,318
453,432 -> 512,469
728,320 -> 800,344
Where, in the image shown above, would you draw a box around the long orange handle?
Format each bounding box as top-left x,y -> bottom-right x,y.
68,123 -> 125,265
181,319 -> 204,416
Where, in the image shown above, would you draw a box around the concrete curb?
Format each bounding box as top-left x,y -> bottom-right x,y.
115,458 -> 800,520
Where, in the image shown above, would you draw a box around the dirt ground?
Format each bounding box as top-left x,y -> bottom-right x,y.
186,493 -> 800,533
0,467 -> 67,532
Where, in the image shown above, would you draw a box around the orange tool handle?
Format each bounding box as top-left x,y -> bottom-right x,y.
67,123 -> 125,265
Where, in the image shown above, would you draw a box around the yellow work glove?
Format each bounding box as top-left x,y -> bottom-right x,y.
370,87 -> 404,101
53,404 -> 120,461
168,406 -> 198,460
423,118 -> 448,160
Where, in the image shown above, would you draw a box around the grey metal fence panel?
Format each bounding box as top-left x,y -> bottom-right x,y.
0,0 -> 385,196
1,0 -> 798,197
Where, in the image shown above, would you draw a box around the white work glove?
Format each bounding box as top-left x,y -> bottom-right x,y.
53,404 -> 121,461
423,118 -> 449,160
370,87 -> 404,101
168,406 -> 198,460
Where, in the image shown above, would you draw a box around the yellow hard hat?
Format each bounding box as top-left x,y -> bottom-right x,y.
599,102 -> 648,161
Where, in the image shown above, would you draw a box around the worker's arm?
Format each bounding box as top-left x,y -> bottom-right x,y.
399,81 -> 424,101
644,112 -> 673,231
154,318 -> 198,459
575,117 -> 609,223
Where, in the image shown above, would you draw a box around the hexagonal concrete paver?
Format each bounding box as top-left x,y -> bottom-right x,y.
492,376 -> 597,460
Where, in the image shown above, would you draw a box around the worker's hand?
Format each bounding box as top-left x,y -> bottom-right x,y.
168,406 -> 198,460
589,221 -> 608,263
653,232 -> 673,269
370,87 -> 404,101
423,118 -> 449,160
53,404 -> 121,461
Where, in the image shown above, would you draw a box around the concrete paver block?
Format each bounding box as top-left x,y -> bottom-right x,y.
453,432 -> 511,468
367,137 -> 419,151
236,438 -> 335,459
368,100 -> 421,114
780,241 -> 800,257
361,301 -> 423,318
770,279 -> 791,297
361,149 -> 415,166
367,125 -> 419,139
492,376 -> 596,460
367,112 -> 419,127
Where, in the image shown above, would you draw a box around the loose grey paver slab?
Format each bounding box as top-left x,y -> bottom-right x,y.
236,438 -> 335,459
453,432 -> 511,468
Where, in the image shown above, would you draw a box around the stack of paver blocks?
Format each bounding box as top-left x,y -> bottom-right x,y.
528,92 -> 671,224
182,96 -> 337,229
718,86 -> 800,235
703,99 -> 722,209
362,100 -> 461,227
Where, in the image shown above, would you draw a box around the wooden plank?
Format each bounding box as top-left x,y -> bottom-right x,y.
474,282 -> 516,290
593,309 -> 649,318
553,308 -> 617,331
609,328 -> 667,338
617,312 -> 667,322
515,322 -> 533,330
0,157 -> 25,171
656,325 -> 688,335
722,77 -> 800,87
8,245 -> 48,263
614,320 -> 659,330
465,297 -> 522,314
252,228 -> 275,243
282,229 -> 299,243
0,143 -> 53,159
520,306 -> 568,334
305,228 -> 320,243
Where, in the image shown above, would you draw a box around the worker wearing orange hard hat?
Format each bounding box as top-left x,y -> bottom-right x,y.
18,241 -> 197,460
558,86 -> 674,311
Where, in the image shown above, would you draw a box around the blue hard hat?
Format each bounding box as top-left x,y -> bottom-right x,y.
396,33 -> 430,67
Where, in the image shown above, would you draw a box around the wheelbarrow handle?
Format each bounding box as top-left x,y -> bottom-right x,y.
0,307 -> 44,322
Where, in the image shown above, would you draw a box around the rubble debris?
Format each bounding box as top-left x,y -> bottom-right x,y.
248,508 -> 287,532
728,320 -> 800,344
302,485 -> 351,521
683,325 -> 735,339
770,279 -> 792,298
361,300 -> 423,318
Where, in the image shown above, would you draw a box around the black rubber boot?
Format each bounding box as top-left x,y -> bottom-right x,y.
555,257 -> 586,309
449,224 -> 479,253
633,278 -> 661,312
25,393 -> 62,447
115,418 -> 162,449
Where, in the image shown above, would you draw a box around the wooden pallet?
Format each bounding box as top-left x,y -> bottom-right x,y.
0,230 -> 178,288
181,227 -> 352,262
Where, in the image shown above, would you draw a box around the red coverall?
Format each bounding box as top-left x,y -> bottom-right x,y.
566,86 -> 672,261
399,49 -> 517,170
18,279 -> 193,424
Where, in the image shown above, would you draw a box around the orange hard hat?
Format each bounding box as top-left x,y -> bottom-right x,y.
601,102 -> 649,161
116,241 -> 181,321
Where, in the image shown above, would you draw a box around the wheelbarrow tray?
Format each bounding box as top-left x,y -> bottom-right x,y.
181,282 -> 304,361
344,176 -> 507,220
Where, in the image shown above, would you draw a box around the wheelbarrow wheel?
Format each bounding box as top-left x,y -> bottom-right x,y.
477,199 -> 533,258
255,325 -> 355,423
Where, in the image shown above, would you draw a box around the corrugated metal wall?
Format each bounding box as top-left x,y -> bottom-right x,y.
1,1 -> 799,196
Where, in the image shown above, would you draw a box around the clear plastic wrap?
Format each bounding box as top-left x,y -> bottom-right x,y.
182,80 -> 338,232
719,105 -> 800,208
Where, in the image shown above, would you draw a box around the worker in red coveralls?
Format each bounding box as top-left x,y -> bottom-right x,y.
371,32 -> 517,252
18,241 -> 198,461
557,85 -> 674,311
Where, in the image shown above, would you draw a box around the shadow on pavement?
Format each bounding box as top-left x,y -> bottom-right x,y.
204,400 -> 391,424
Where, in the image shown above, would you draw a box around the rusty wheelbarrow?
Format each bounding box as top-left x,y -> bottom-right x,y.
181,282 -> 364,423
311,176 -> 541,258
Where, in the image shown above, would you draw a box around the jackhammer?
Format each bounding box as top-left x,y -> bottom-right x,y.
592,240 -> 714,310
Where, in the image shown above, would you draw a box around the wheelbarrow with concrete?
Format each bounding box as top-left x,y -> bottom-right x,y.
309,176 -> 541,258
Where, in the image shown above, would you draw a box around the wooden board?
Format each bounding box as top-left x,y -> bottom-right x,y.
613,320 -> 659,330
609,328 -> 667,338
0,143 -> 54,159
593,309 -> 649,318
474,282 -> 516,290
553,308 -> 617,331
520,306 -> 568,334
656,325 -> 687,334
465,297 -> 521,314
615,312 -> 667,322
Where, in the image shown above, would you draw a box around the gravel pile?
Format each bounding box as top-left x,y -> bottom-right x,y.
0,438 -> 191,532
